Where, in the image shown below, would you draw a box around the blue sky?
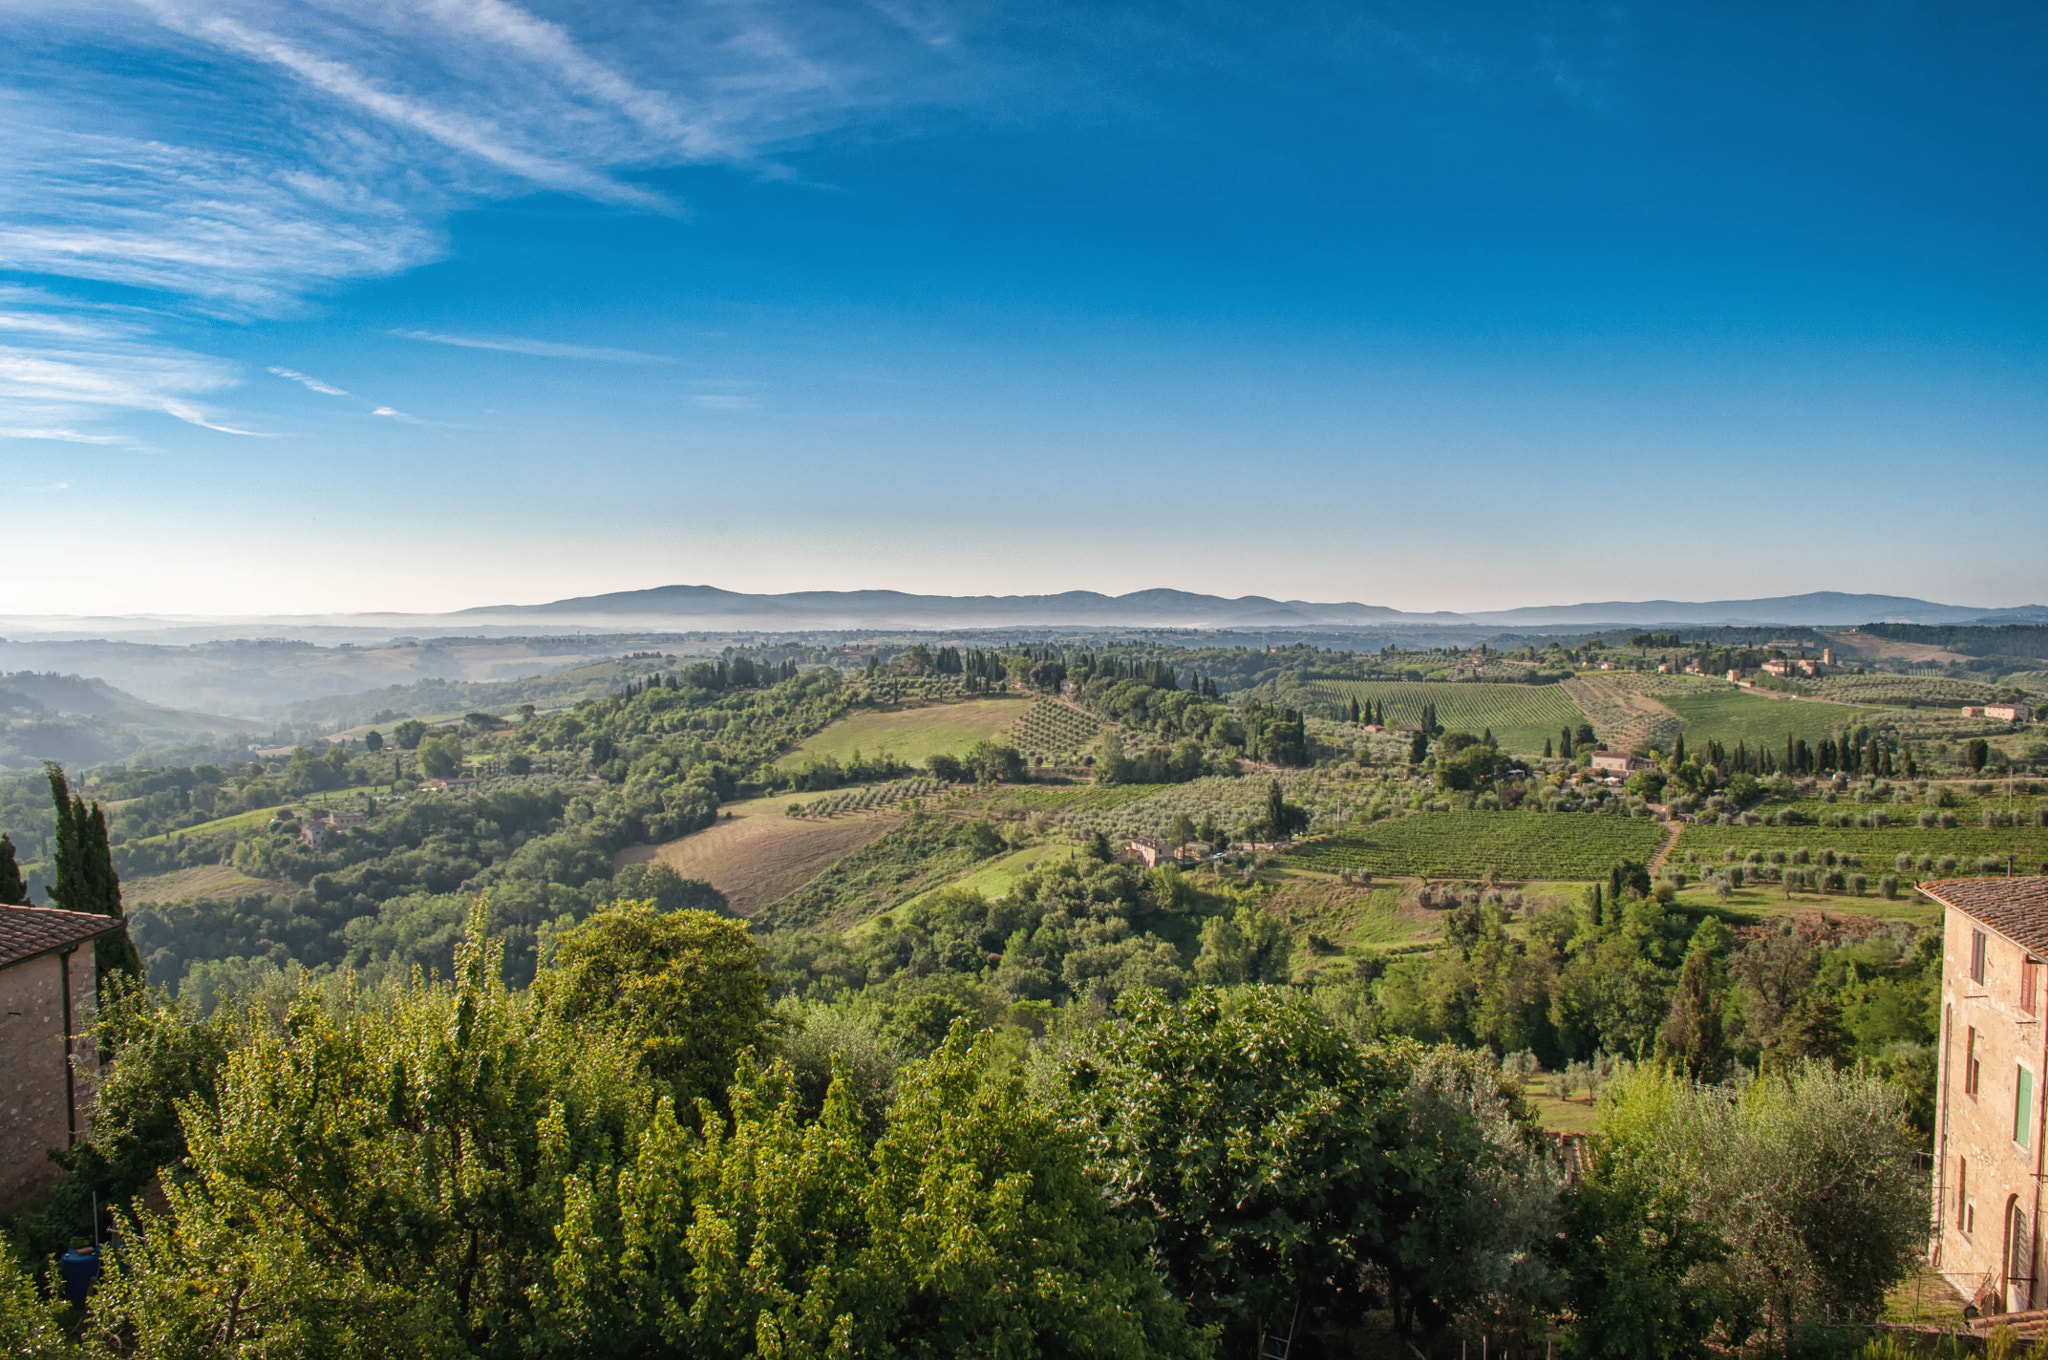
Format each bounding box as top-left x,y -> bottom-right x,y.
1,0 -> 2043,616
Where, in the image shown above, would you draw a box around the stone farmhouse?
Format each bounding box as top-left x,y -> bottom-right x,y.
1123,837 -> 1175,869
1931,877 -> 2048,1314
0,905 -> 120,1211
1588,750 -> 1651,775
1962,704 -> 2034,723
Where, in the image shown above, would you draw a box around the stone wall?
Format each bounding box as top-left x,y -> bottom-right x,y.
0,947 -> 96,1212
1937,904 -> 2048,1311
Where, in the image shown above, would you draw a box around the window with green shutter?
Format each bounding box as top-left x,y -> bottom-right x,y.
2019,1066 -> 2035,1148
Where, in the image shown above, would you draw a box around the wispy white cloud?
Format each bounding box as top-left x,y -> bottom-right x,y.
33,481 -> 72,492
394,329 -> 673,363
269,365 -> 349,396
0,429 -> 119,446
0,0 -> 981,442
371,405 -> 418,422
0,339 -> 263,434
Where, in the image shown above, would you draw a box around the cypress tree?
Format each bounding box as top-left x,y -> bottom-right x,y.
46,764 -> 143,997
47,764 -> 82,914
1673,732 -> 1686,766
1544,738 -> 1553,758
0,834 -> 26,906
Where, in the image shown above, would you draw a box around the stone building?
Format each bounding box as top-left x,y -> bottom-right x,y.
0,905 -> 120,1211
1931,877 -> 2048,1313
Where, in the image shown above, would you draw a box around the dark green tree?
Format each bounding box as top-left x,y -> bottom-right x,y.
0,834 -> 26,906
1660,920 -> 1730,1080
47,765 -> 143,996
1966,738 -> 1990,773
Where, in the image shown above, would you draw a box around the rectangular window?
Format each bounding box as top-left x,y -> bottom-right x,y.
2025,959 -> 2040,1016
1968,1028 -> 1982,1095
1959,1158 -> 1969,1230
1973,930 -> 1989,984
2018,1065 -> 2035,1149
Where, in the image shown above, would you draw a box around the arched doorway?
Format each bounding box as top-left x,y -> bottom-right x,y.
2008,1196 -> 2032,1313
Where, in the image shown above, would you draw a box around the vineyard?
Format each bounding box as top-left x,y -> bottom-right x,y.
786,777 -> 944,817
1657,687 -> 1889,751
1004,698 -> 1101,763
1286,811 -> 1668,881
1306,681 -> 1586,756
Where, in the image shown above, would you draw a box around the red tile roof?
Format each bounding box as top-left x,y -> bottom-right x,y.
0,905 -> 121,971
1921,878 -> 2048,957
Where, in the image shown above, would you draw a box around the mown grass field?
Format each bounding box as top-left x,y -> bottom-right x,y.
1262,879 -> 1437,951
1672,822 -> 2048,874
1287,812 -> 1669,881
903,845 -> 1073,907
1308,681 -> 1585,756
124,863 -> 289,905
132,797 -> 370,846
775,697 -> 1032,770
1657,686 -> 1890,750
617,796 -> 905,916
1669,880 -> 1940,926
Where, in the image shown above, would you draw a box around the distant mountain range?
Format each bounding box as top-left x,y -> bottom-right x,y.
4,588 -> 2043,643
461,585 -> 2048,631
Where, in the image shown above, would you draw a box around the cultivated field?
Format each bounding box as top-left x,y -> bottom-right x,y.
1560,675 -> 1684,751
1287,811 -> 1669,881
1657,686 -> 1889,749
1307,681 -> 1585,756
776,696 -> 1031,769
123,863 -> 288,905
617,796 -> 905,915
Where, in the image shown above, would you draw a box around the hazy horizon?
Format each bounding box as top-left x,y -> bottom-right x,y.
4,2 -> 2044,615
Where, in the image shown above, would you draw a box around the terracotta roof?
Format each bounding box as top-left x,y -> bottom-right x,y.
0,905 -> 121,970
1921,878 -> 2048,957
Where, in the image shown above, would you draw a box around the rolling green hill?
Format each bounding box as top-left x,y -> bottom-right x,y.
1307,680 -> 1587,756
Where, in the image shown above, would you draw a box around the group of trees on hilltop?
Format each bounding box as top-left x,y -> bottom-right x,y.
4,903 -> 1925,1359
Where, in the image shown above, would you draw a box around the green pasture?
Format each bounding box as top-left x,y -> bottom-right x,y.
776,697 -> 1032,770
1286,811 -> 1668,881
1670,880 -> 1941,927
1657,687 -> 1890,750
134,793 -> 372,846
1309,681 -> 1586,756
1672,822 -> 2048,874
902,845 -> 1076,909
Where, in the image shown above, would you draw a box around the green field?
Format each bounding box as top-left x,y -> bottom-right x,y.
1308,681 -> 1585,756
133,793 -> 377,846
1672,822 -> 2048,873
776,697 -> 1033,769
902,844 -> 1076,908
1286,811 -> 1669,880
1658,687 -> 1890,750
